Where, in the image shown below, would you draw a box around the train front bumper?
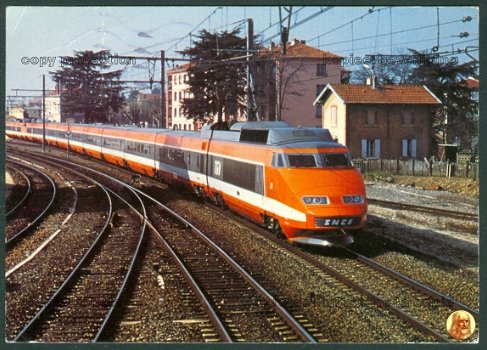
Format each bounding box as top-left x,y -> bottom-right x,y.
289,232 -> 355,247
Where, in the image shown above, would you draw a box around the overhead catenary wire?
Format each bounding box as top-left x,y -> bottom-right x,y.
166,7 -> 223,53
262,6 -> 333,43
315,16 -> 474,49
307,7 -> 389,44
333,36 -> 479,58
8,7 -> 478,101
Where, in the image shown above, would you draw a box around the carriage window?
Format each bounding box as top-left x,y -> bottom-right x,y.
287,154 -> 317,167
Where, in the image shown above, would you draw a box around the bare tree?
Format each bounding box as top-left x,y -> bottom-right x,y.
274,58 -> 305,121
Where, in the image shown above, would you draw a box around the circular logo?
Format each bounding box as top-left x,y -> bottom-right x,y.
446,310 -> 475,340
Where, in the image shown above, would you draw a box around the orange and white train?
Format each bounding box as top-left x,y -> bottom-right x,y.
6,121 -> 367,246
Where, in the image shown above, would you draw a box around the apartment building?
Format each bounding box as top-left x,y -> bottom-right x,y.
165,39 -> 343,129
252,39 -> 343,126
166,63 -> 199,130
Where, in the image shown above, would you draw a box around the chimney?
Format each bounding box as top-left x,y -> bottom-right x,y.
366,75 -> 378,89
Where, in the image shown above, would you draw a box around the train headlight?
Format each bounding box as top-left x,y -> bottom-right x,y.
343,195 -> 364,204
302,196 -> 329,205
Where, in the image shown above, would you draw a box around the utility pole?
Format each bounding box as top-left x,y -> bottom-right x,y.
246,18 -> 254,121
42,75 -> 46,152
278,6 -> 292,55
160,50 -> 166,128
113,53 -> 189,129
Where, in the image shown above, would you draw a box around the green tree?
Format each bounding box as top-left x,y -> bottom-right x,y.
51,50 -> 125,123
408,51 -> 478,152
179,29 -> 247,127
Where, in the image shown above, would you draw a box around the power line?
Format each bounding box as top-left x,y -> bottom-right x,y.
255,6 -> 306,38
315,17 -> 473,48
307,7 -> 388,44
166,7 -> 223,52
262,6 -> 333,43
334,36 -> 478,58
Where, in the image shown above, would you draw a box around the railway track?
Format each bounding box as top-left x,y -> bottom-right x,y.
207,205 -> 479,343
5,159 -> 57,248
6,145 -> 478,342
9,154 -> 146,342
5,164 -> 31,217
339,242 -> 479,317
142,193 -> 322,342
367,198 -> 478,221
7,150 -> 321,343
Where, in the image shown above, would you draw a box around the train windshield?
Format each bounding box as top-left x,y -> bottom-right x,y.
288,154 -> 317,167
319,153 -> 352,168
273,152 -> 353,168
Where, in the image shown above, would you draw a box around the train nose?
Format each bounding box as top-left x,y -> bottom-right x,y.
299,186 -> 367,230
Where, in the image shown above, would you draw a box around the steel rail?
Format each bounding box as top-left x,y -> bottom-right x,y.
6,164 -> 32,217
24,151 -> 314,342
208,205 -> 453,343
339,241 -> 479,322
140,201 -> 233,343
129,186 -> 318,343
25,152 -> 232,343
368,198 -> 478,221
8,153 -> 147,343
13,171 -> 113,342
6,158 -> 57,248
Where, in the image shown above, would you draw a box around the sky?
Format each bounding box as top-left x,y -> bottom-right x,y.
5,6 -> 479,101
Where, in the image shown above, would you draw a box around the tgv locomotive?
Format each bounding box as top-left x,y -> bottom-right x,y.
6,121 -> 367,246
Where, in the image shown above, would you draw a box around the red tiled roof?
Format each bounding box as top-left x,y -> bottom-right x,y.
464,77 -> 479,90
322,84 -> 441,104
167,62 -> 191,73
259,40 -> 341,59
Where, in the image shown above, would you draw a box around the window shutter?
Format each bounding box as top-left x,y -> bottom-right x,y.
361,139 -> 367,158
374,139 -> 381,158
402,139 -> 408,157
411,139 -> 417,157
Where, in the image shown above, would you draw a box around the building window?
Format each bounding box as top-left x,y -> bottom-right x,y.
174,92 -> 177,101
316,63 -> 327,76
315,85 -> 326,119
361,139 -> 381,158
402,139 -> 417,157
315,105 -> 322,119
316,84 -> 326,96
402,111 -> 414,125
366,109 -> 377,126
330,106 -> 337,125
